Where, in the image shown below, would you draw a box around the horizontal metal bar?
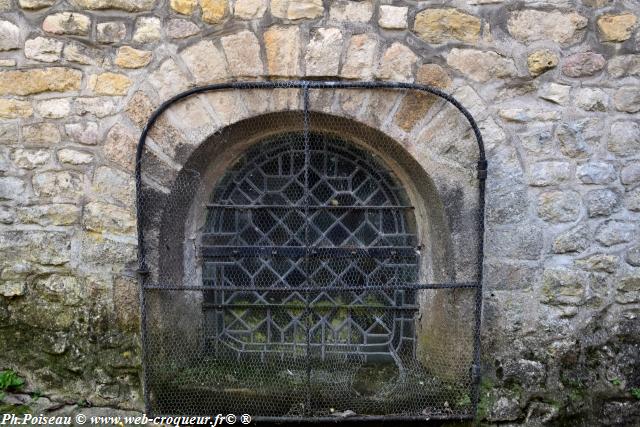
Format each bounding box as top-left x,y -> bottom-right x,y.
143,282 -> 479,291
202,245 -> 418,258
202,302 -> 419,310
207,204 -> 415,210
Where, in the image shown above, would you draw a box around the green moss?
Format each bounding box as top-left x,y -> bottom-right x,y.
0,404 -> 31,416
474,378 -> 495,422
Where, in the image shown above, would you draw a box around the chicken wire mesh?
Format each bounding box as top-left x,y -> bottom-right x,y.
136,81 -> 486,421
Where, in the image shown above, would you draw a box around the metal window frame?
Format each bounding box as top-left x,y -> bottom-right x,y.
135,80 -> 487,422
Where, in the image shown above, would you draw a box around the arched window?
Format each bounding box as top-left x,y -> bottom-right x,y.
202,132 -> 419,361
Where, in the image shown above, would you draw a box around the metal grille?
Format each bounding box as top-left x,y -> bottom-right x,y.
203,132 -> 418,360
136,81 -> 487,421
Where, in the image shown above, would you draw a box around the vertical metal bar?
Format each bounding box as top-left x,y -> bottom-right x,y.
302,83 -> 312,416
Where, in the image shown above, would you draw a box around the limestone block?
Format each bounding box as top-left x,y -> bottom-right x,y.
378,5 -> 407,30
0,99 -> 33,119
507,10 -> 587,45
115,46 -> 152,69
221,30 -> 263,77
42,12 -> 91,35
447,49 -> 517,82
375,42 -> 418,82
181,40 -> 229,83
25,37 -> 63,62
597,13 -> 637,42
0,20 -> 20,51
0,68 -> 82,96
304,27 -> 342,77
341,34 -> 377,79
90,72 -> 132,96
264,26 -> 301,76
413,8 -> 481,44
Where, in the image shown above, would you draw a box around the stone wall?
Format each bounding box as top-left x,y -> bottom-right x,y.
0,0 -> 639,424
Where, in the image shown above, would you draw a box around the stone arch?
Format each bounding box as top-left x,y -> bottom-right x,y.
137,84 -> 485,390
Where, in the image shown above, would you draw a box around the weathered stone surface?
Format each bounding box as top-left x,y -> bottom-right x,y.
586,188 -> 620,217
621,164 -> 640,185
596,220 -> 635,246
0,59 -> 15,67
0,282 -> 25,297
541,268 -> 587,306
341,34 -> 377,79
528,161 -> 571,186
577,161 -> 616,184
375,43 -> 418,82
329,0 -> 372,22
575,254 -> 618,273
508,10 -> 587,45
92,166 -> 134,205
115,46 -> 152,69
0,99 -> 33,119
562,52 -> 606,77
574,88 -> 608,112
413,8 -> 481,44
0,123 -> 18,144
63,42 -> 101,65
25,37 -> 63,62
394,64 -> 451,131
527,49 -> 558,77
616,275 -> 640,304
0,20 -> 20,51
627,245 -> 640,266
614,86 -> 640,113
0,177 -> 25,200
553,224 -> 590,253
499,108 -> 560,123
32,171 -> 84,200
57,148 -> 93,165
170,0 -> 196,14
271,0 -> 323,20
488,395 -> 522,422
35,98 -> 70,118
597,13 -> 637,42
378,5 -> 407,29
200,0 -> 228,24
556,118 -> 601,158
90,72 -> 132,96
83,202 -> 135,234
0,68 -> 82,96
447,49 -> 517,82
70,0 -> 156,11
96,21 -> 127,44
181,40 -> 228,83
166,19 -> 200,38
149,60 -> 190,100
304,27 -> 342,77
221,30 -> 263,77
264,26 -> 301,76
17,204 -> 79,226
65,122 -> 98,145
537,190 -> 581,223
625,186 -> 640,212
11,148 -> 49,169
42,12 -> 90,35
133,17 -> 161,43
485,224 -> 543,260
234,0 -> 266,19
23,122 -> 60,145
608,55 -> 640,78
104,123 -> 136,172
538,83 -> 570,105
608,121 -> 640,157
18,0 -> 55,9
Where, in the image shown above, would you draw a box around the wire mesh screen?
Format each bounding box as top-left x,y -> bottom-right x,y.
136,82 -> 486,421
